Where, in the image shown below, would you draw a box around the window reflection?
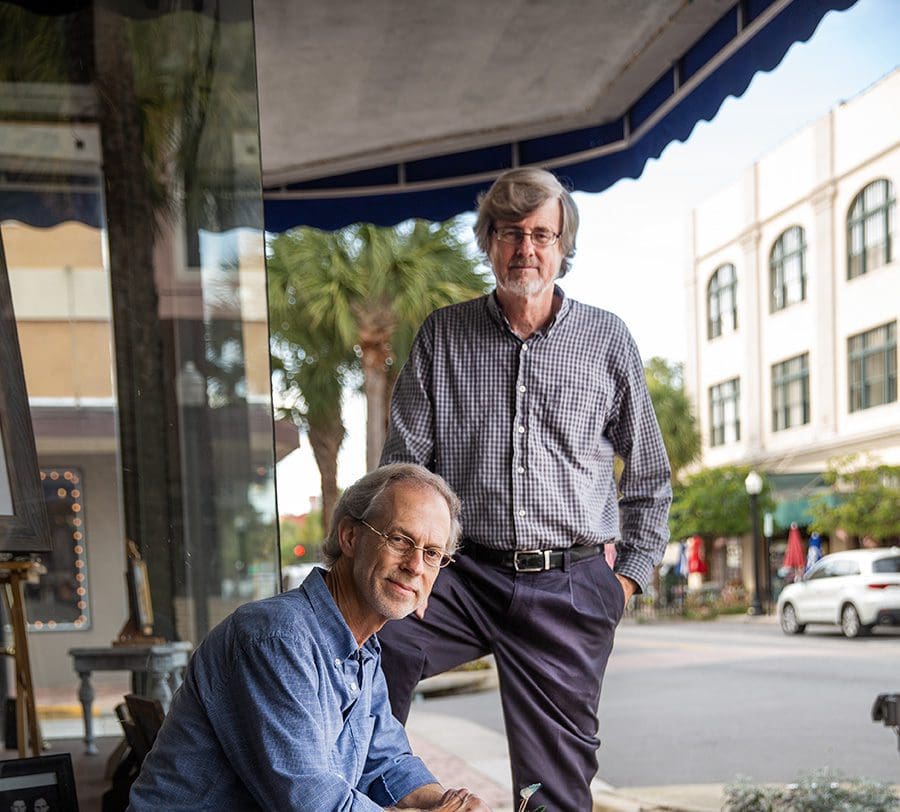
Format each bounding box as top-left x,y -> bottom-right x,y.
27,469 -> 90,631
0,0 -> 280,722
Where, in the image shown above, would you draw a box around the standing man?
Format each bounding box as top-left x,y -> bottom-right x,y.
379,168 -> 672,812
129,464 -> 491,812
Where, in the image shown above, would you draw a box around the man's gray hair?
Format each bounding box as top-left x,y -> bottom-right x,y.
473,167 -> 579,277
321,463 -> 462,566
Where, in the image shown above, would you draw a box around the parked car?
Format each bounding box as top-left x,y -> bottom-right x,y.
777,548 -> 900,638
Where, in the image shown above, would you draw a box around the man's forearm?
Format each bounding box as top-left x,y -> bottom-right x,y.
390,783 -> 490,811
389,782 -> 446,810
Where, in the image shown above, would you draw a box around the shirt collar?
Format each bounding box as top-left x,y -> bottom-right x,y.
300,567 -> 379,663
485,284 -> 571,338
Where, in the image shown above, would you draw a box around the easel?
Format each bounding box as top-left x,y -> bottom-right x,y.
0,560 -> 43,757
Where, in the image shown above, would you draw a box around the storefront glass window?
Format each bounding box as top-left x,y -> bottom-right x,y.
0,0 -> 279,719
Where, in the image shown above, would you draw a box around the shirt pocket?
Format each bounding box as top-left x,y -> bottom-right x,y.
542,378 -> 611,459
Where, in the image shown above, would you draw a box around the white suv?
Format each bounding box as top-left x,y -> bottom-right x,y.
777,548 -> 900,638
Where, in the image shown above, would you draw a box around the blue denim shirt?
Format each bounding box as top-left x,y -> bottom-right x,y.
128,568 -> 436,810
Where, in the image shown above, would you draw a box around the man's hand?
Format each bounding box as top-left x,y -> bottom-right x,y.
615,574 -> 638,608
390,786 -> 491,811
429,788 -> 491,810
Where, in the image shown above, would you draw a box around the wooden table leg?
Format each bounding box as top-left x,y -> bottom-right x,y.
148,667 -> 173,713
76,669 -> 98,755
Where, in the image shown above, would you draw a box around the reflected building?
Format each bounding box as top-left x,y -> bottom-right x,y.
0,2 -> 295,699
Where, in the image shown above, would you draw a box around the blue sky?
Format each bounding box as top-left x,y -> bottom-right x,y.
277,0 -> 900,514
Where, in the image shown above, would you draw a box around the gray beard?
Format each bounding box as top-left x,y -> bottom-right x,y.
496,274 -> 555,298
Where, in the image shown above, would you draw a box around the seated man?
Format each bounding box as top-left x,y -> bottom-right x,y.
129,463 -> 490,812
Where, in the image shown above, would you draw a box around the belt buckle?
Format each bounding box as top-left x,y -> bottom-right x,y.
513,549 -> 550,572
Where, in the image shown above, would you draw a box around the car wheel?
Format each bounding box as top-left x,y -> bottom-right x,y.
780,603 -> 805,635
840,603 -> 871,638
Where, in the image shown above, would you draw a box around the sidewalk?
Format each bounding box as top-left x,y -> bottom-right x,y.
409,710 -> 727,811
408,700 -> 726,812
408,669 -> 726,812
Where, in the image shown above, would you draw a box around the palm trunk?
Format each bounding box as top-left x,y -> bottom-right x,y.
307,415 -> 343,535
383,363 -> 398,439
361,344 -> 389,472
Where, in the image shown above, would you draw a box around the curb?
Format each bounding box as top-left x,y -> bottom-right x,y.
37,704 -> 87,720
415,657 -> 499,698
591,784 -> 724,812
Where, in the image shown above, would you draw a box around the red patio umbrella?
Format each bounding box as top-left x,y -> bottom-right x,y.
783,523 -> 806,570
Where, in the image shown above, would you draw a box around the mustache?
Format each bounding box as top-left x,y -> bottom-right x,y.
388,573 -> 419,594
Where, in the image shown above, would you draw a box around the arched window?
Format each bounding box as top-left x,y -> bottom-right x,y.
847,179 -> 895,279
707,263 -> 737,340
769,226 -> 806,312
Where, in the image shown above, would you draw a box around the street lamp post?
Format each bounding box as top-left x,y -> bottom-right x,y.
744,470 -> 765,616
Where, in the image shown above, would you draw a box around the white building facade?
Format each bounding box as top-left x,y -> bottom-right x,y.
686,70 -> 899,501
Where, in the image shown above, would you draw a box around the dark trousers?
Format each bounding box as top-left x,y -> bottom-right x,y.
377,549 -> 624,812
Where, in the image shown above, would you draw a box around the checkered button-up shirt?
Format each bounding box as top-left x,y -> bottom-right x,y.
381,288 -> 672,591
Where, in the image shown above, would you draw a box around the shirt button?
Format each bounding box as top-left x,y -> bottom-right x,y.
334,658 -> 342,666
518,426 -> 525,434
522,344 -> 529,351
518,509 -> 525,517
350,683 -> 358,693
519,385 -> 526,392
517,467 -> 525,474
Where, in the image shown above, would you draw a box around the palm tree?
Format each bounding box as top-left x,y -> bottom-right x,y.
268,218 -> 489,477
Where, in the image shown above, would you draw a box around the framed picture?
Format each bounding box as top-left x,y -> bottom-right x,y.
126,540 -> 155,635
116,540 -> 163,644
0,752 -> 80,811
0,231 -> 51,553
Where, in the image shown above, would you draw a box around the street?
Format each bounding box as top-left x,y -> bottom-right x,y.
420,616 -> 900,788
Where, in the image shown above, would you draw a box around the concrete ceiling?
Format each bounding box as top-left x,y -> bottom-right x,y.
255,0 -> 735,188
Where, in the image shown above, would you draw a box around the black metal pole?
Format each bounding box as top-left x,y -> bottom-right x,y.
749,492 -> 764,615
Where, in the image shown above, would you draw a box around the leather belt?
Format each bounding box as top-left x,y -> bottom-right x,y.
464,543 -> 601,572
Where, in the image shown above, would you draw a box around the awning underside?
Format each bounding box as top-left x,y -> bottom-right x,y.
259,0 -> 856,231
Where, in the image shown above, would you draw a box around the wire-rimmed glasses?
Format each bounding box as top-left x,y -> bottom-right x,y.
491,226 -> 560,247
353,517 -> 454,569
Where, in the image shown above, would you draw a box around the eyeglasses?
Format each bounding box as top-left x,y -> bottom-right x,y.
353,517 -> 454,569
492,226 -> 560,247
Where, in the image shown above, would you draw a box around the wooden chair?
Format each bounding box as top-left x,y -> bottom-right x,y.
103,694 -> 166,812
123,694 -> 165,766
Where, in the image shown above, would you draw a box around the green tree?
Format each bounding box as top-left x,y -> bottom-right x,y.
279,511 -> 325,566
268,219 -> 489,478
644,357 -> 701,483
670,465 -> 775,541
809,456 -> 900,543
